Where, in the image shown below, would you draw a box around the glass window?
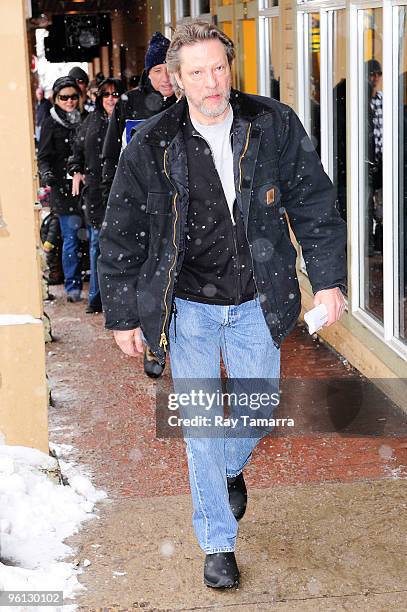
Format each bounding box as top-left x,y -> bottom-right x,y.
332,10 -> 347,223
268,17 -> 280,100
398,8 -> 407,344
198,0 -> 210,13
360,8 -> 383,323
177,0 -> 191,19
183,0 -> 191,17
308,13 -> 321,157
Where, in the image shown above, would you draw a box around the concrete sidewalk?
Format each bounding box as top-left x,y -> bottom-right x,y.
45,288 -> 407,611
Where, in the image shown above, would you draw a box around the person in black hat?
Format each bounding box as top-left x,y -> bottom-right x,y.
37,76 -> 84,303
101,32 -> 177,379
68,66 -> 90,117
68,66 -> 89,92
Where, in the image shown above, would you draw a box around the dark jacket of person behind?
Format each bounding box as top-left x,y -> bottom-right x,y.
68,78 -> 125,228
101,33 -> 177,204
37,77 -> 82,216
35,88 -> 52,141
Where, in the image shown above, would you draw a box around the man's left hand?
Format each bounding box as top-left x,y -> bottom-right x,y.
72,172 -> 85,196
313,287 -> 346,327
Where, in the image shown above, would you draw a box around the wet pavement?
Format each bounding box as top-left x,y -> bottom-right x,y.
45,285 -> 407,611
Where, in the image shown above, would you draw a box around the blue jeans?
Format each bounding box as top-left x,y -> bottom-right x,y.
169,297 -> 280,554
88,225 -> 101,307
58,214 -> 83,296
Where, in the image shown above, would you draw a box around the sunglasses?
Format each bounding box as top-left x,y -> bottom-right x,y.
370,71 -> 382,77
76,79 -> 86,84
58,94 -> 79,101
101,91 -> 120,98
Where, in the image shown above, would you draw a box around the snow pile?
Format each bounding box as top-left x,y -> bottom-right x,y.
0,443 -> 106,607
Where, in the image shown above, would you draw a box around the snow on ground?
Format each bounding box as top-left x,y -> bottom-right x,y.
0,442 -> 106,610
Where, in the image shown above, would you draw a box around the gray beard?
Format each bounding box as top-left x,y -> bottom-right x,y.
191,90 -> 231,118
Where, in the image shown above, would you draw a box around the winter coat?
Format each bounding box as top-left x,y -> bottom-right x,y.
101,73 -> 176,204
98,91 -> 347,365
37,106 -> 82,216
68,108 -> 109,228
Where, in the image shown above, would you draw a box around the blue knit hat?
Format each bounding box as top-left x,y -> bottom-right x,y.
144,32 -> 170,74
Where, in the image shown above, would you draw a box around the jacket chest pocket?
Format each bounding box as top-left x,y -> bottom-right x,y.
146,192 -> 174,254
252,157 -> 279,188
146,192 -> 173,215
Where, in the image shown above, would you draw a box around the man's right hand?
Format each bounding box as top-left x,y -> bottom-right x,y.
113,328 -> 144,357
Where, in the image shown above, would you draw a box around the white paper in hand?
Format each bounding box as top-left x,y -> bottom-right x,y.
304,304 -> 328,335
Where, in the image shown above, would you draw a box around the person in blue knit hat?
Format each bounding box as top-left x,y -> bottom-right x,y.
144,32 -> 171,74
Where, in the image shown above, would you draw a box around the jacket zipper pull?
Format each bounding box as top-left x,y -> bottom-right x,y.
159,332 -> 168,352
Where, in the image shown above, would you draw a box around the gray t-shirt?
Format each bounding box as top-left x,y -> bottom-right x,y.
191,106 -> 236,223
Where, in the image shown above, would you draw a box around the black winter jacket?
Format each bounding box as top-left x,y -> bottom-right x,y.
101,74 -> 176,203
37,107 -> 82,216
99,91 -> 347,364
68,108 -> 109,228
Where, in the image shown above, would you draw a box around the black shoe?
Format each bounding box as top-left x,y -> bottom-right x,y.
143,346 -> 165,379
86,304 -> 103,314
227,472 -> 247,521
204,552 -> 240,588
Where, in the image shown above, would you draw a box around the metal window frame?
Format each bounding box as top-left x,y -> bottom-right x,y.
297,0 -> 407,360
349,1 -> 407,360
258,7 -> 280,97
163,0 -> 172,38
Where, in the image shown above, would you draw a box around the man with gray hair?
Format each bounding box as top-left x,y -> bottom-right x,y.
99,21 -> 346,588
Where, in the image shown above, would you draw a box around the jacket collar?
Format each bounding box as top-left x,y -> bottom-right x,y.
143,89 -> 270,147
50,105 -> 81,129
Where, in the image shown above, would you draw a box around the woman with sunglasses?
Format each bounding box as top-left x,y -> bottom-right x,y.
38,76 -> 84,302
68,78 -> 125,313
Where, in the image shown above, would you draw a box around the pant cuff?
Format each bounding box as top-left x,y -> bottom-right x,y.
204,546 -> 235,554
226,469 -> 243,478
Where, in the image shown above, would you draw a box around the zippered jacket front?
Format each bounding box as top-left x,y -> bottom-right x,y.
174,111 -> 256,305
98,91 -> 347,364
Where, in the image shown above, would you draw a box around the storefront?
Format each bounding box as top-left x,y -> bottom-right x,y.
163,0 -> 407,387
295,1 -> 406,384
